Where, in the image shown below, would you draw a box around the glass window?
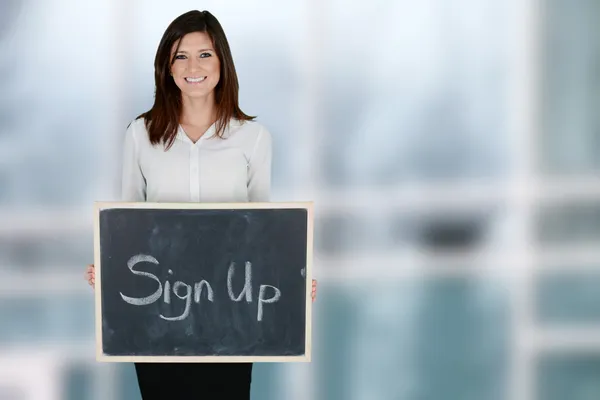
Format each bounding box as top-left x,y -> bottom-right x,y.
537,355 -> 600,400
536,202 -> 600,245
539,0 -> 600,175
0,296 -> 94,344
64,362 -> 93,400
318,0 -> 517,187
316,278 -> 509,400
536,270 -> 600,325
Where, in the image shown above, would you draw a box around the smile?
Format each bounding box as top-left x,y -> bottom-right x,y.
185,76 -> 206,83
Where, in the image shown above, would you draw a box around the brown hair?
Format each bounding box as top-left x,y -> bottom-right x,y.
137,10 -> 254,149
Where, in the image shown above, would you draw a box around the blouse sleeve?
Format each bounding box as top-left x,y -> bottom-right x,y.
247,126 -> 272,202
121,122 -> 147,202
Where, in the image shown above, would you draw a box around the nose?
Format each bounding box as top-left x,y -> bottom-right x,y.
187,57 -> 202,74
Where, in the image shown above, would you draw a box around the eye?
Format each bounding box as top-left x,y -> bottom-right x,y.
200,52 -> 212,58
174,54 -> 187,60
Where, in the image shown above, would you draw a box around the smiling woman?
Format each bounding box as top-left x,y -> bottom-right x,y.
171,32 -> 220,99
83,8 -> 317,400
141,9 -> 256,148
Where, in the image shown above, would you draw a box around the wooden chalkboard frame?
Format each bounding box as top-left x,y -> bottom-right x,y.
93,201 -> 314,363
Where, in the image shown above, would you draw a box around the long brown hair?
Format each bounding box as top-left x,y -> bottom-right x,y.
137,10 -> 255,149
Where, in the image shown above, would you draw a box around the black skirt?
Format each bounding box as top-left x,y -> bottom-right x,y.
134,362 -> 253,399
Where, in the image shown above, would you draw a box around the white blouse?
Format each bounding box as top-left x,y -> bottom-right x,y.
120,118 -> 272,203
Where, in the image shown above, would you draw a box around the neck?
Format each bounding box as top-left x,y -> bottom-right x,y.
180,93 -> 217,128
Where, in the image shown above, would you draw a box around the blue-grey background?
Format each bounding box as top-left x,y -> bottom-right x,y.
1,0 -> 599,399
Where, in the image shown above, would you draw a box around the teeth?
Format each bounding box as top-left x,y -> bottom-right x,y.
186,77 -> 206,83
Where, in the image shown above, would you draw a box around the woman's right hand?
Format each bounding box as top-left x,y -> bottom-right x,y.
85,264 -> 95,289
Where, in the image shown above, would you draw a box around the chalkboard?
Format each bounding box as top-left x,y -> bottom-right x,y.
93,201 -> 313,362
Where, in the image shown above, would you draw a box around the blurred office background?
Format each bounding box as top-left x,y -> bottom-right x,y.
1,0 -> 599,399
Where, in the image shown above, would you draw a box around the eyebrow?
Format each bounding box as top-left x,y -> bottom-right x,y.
175,48 -> 214,54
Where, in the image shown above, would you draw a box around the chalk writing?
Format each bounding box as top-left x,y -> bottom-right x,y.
120,254 -> 161,306
227,261 -> 252,302
258,285 -> 281,322
119,254 -> 282,322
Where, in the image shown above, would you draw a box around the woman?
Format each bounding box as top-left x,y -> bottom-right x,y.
84,10 -> 317,399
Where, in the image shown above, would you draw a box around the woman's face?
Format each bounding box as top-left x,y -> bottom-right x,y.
170,31 -> 220,100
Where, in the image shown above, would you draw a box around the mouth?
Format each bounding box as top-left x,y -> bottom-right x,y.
185,76 -> 207,84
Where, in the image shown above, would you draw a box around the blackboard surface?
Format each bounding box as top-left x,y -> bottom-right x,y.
93,202 -> 313,362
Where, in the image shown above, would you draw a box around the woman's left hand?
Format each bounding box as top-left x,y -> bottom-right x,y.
312,279 -> 317,302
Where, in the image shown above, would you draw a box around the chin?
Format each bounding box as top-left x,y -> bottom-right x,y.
181,89 -> 215,99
